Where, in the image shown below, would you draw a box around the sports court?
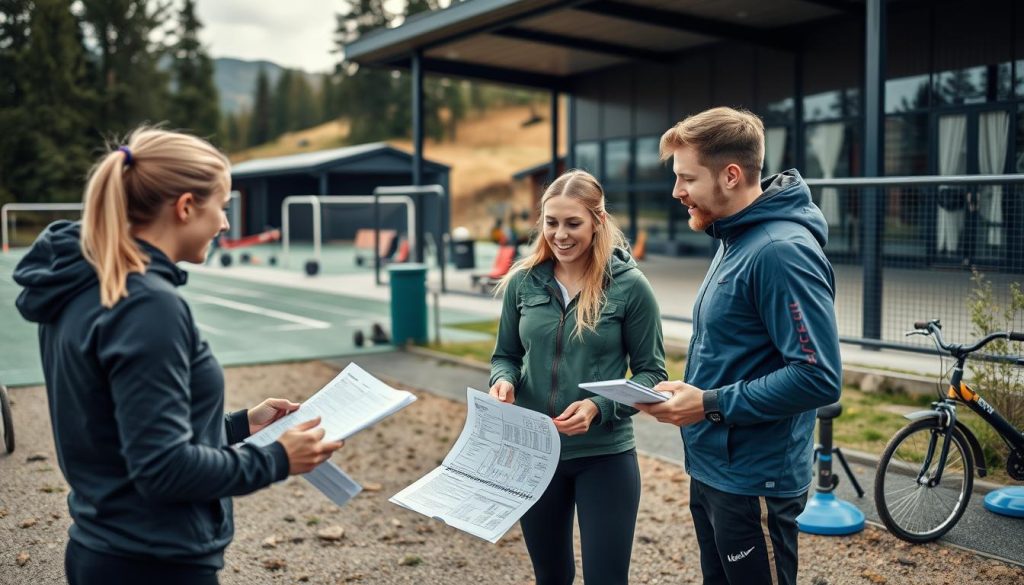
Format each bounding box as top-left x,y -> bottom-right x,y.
0,248 -> 495,387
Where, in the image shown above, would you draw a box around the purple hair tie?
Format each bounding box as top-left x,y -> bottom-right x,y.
118,146 -> 133,167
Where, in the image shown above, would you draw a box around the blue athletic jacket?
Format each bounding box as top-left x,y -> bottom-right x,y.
13,221 -> 289,568
683,170 -> 842,497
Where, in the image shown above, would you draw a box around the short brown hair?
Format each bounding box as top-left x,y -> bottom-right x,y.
659,107 -> 765,186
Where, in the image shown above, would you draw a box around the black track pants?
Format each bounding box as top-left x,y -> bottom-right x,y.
519,449 -> 641,585
689,478 -> 807,585
65,539 -> 219,585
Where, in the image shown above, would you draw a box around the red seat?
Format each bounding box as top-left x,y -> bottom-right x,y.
471,245 -> 517,293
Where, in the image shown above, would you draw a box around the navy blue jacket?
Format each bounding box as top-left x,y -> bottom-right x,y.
13,221 -> 289,568
683,170 -> 842,497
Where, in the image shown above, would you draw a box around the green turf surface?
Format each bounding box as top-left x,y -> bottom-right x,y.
1,250 -> 492,387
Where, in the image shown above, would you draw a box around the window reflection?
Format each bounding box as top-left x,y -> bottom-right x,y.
575,142 -> 600,177
605,139 -> 631,184
635,137 -> 668,183
886,75 -> 930,113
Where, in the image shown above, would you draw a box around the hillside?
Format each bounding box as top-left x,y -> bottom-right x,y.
229,102 -> 567,238
214,58 -> 321,115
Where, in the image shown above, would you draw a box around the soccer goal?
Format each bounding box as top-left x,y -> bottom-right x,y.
2,203 -> 84,253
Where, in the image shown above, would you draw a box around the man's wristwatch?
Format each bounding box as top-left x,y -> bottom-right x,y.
702,389 -> 723,424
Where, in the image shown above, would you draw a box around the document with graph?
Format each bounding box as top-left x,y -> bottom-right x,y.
389,388 -> 560,543
246,362 -> 416,446
245,362 -> 415,507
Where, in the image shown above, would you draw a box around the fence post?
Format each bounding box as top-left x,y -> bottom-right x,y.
861,0 -> 886,341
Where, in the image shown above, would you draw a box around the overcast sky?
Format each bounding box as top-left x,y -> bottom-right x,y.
195,1 -> 409,73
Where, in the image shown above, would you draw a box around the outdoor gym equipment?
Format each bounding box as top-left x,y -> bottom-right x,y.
1,382 -> 14,454
874,319 -> 1024,542
797,402 -> 865,535
217,228 -> 281,267
2,203 -> 84,253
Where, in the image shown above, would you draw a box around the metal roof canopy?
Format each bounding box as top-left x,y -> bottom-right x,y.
345,0 -> 861,89
230,142 -> 449,180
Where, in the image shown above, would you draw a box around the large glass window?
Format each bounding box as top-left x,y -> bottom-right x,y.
886,75 -> 930,113
635,137 -> 668,183
574,142 -> 600,176
763,126 -> 792,176
805,122 -> 859,253
604,139 -> 631,184
635,191 -> 669,241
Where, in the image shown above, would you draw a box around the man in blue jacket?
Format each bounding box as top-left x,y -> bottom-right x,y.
637,107 -> 841,585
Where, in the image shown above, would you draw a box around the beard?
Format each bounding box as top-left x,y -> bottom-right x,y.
686,184 -> 728,232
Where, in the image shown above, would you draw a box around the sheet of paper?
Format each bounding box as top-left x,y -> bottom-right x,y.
302,461 -> 362,508
246,362 -> 416,446
390,388 -> 560,543
578,378 -> 669,405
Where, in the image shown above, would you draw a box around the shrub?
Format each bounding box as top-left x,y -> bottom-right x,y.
965,270 -> 1024,472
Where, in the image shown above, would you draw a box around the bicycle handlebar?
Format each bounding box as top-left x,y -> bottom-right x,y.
913,319 -> 1024,357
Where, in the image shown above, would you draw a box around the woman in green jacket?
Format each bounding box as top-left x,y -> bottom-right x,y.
489,169 -> 667,585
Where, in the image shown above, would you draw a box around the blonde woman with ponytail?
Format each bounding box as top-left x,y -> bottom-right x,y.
14,127 -> 343,585
489,169 -> 667,585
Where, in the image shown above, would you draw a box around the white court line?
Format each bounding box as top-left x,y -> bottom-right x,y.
188,293 -> 331,330
187,282 -> 267,299
196,322 -> 229,336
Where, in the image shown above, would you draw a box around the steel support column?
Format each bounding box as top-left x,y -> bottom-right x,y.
862,0 -> 886,341
550,91 -> 559,184
411,50 -> 425,262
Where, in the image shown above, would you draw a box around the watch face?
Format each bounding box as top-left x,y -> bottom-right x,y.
707,412 -> 723,423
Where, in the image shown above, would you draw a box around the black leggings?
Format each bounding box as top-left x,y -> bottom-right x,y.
519,449 -> 641,585
65,539 -> 219,585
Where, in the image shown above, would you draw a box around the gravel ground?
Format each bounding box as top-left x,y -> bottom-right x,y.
2,360 -> 1022,585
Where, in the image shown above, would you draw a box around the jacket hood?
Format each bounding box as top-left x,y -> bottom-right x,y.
13,220 -> 186,323
706,169 -> 828,247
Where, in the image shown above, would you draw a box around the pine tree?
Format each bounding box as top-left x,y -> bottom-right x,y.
169,0 -> 219,139
271,68 -> 292,137
249,67 -> 272,146
78,0 -> 171,132
0,0 -> 94,204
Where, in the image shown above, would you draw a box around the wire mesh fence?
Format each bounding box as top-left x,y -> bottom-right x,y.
808,176 -> 1024,350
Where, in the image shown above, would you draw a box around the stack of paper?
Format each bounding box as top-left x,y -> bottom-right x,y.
390,388 -> 560,543
578,379 -> 670,405
246,363 -> 416,506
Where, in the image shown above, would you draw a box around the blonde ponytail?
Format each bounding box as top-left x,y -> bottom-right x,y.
80,127 -> 230,308
81,150 -> 148,308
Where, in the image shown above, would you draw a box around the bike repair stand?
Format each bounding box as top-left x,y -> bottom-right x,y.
984,487 -> 1024,517
797,403 -> 865,535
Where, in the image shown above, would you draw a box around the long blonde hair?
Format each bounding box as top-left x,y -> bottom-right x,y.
497,169 -> 628,338
81,127 -> 229,308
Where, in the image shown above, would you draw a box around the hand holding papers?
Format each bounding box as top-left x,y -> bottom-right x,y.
578,379 -> 670,405
247,363 -> 416,446
246,363 -> 416,507
390,388 -> 560,543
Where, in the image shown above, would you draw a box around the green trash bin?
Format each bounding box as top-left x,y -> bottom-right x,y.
388,263 -> 428,345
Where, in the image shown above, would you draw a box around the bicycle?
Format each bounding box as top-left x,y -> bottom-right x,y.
873,319 -> 1024,543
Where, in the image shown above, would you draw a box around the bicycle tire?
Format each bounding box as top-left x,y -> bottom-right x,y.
874,418 -> 973,543
0,383 -> 13,454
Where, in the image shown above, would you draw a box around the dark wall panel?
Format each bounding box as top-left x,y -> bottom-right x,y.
602,66 -> 633,139
635,63 -> 672,136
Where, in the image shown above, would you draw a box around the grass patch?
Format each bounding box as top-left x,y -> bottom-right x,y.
427,322 -> 1016,485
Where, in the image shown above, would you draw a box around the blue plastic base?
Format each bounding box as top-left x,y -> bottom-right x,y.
797,492 -> 865,535
983,486 -> 1024,518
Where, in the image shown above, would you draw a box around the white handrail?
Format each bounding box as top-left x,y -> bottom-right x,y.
2,203 -> 84,253
280,195 -> 416,268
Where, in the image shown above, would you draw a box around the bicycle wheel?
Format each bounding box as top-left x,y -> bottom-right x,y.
874,418 -> 973,543
0,383 -> 13,454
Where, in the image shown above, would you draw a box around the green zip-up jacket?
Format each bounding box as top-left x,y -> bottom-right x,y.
490,247 -> 667,460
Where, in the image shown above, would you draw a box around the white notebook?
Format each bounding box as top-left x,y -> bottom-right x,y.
578,378 -> 669,405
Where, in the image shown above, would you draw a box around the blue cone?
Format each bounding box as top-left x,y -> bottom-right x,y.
983,486 -> 1024,518
797,492 -> 865,535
